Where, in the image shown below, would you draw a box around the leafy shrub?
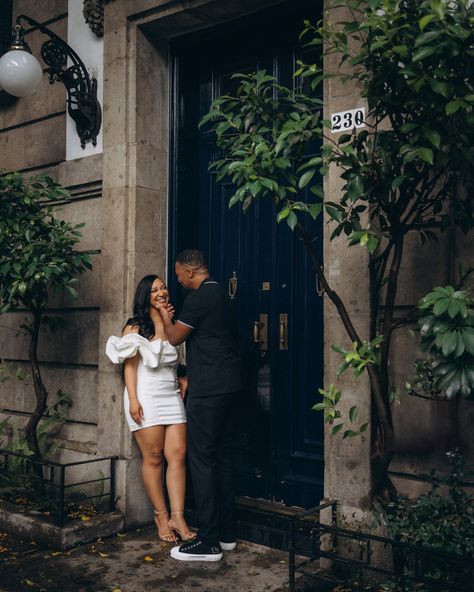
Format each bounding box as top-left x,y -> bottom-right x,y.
377,451 -> 474,591
409,286 -> 474,399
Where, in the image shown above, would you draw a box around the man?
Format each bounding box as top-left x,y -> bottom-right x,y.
158,249 -> 242,561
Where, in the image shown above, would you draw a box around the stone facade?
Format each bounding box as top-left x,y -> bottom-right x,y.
0,0 -> 473,531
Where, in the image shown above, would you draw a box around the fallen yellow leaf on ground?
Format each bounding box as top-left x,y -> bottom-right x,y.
81,515 -> 91,521
99,552 -> 108,558
143,555 -> 154,561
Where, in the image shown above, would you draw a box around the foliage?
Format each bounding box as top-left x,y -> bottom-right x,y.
375,451 -> 474,591
382,451 -> 474,555
0,393 -> 105,520
0,171 -> 93,458
409,286 -> 474,399
201,0 -> 474,495
313,383 -> 368,438
333,337 -> 383,378
0,172 -> 92,311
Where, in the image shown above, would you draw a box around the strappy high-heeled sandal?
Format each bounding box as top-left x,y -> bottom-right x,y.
168,511 -> 196,541
154,509 -> 177,543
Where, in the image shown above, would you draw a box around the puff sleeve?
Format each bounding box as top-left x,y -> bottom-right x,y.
105,334 -> 160,368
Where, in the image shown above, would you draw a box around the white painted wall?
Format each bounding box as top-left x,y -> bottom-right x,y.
66,0 -> 103,160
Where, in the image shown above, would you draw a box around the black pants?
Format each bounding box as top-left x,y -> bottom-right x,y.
186,392 -> 237,546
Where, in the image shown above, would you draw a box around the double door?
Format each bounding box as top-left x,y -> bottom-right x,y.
170,0 -> 324,507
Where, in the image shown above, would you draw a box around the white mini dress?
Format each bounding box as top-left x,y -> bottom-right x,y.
105,333 -> 186,432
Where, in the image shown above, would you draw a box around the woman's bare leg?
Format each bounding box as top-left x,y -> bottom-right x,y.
164,423 -> 194,538
134,426 -> 174,540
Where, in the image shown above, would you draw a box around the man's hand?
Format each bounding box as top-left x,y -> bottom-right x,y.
164,302 -> 175,319
178,376 -> 188,400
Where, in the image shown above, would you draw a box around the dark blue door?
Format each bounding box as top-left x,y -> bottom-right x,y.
170,0 -> 324,508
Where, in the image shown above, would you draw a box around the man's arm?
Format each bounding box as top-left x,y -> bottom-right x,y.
159,308 -> 193,345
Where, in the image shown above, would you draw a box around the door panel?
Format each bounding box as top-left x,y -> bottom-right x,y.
170,0 -> 324,508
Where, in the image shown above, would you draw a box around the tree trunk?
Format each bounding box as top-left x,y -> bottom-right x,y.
25,308 -> 48,459
296,222 -> 395,499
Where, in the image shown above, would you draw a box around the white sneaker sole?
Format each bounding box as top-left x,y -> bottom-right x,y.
170,546 -> 222,561
220,542 -> 236,551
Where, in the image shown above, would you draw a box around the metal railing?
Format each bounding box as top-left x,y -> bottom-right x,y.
289,500 -> 473,592
0,449 -> 117,526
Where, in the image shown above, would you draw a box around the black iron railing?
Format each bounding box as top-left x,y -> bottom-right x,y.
289,500 -> 473,592
0,449 -> 117,526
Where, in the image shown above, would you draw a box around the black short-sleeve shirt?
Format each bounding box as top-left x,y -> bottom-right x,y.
177,278 -> 242,397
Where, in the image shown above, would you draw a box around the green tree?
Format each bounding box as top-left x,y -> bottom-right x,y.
0,172 -> 93,458
201,0 -> 474,497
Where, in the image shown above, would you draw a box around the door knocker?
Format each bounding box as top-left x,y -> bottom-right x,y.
228,271 -> 238,300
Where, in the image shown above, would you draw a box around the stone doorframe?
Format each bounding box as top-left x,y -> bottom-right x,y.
97,0 -> 372,525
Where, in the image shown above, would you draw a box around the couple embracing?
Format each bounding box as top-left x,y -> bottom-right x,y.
106,249 -> 242,562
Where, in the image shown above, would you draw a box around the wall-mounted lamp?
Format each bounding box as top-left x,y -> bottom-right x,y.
0,15 -> 101,148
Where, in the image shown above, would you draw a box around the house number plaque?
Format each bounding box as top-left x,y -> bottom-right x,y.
331,107 -> 365,133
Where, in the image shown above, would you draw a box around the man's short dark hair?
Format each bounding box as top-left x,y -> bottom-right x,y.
175,249 -> 208,269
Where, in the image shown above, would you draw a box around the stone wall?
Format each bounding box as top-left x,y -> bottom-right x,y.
0,1 -> 102,466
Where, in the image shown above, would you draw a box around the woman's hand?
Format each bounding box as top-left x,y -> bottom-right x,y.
178,376 -> 188,400
129,400 -> 144,425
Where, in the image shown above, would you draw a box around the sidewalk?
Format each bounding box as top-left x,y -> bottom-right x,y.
0,524 -> 311,592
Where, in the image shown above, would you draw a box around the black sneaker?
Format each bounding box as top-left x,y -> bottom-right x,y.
170,538 -> 223,562
219,539 -> 236,551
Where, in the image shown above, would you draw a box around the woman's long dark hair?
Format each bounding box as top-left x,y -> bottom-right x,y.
124,274 -> 159,339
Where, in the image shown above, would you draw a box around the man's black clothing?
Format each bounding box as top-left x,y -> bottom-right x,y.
177,277 -> 242,546
178,278 -> 242,397
186,393 -> 236,546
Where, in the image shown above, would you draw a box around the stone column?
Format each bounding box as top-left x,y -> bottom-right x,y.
97,2 -> 169,525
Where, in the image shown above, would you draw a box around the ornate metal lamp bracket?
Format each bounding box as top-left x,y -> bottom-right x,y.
15,15 -> 102,148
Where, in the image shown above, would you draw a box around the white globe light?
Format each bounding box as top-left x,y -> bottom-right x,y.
0,50 -> 43,97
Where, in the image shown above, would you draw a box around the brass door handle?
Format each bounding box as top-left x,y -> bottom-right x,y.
279,313 -> 288,350
316,267 -> 324,296
253,314 -> 268,351
253,321 -> 261,343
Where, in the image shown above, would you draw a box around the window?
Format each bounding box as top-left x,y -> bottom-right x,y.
0,0 -> 13,55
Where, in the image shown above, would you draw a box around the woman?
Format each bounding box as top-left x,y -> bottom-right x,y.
105,275 -> 194,542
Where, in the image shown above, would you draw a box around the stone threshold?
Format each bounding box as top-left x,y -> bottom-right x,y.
0,499 -> 124,549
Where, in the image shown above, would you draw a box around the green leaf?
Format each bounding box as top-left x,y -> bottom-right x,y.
429,79 -> 450,98
417,147 -> 434,164
391,175 -> 406,191
299,170 -> 315,189
446,100 -> 461,116
310,185 -> 324,199
325,205 -> 343,222
342,430 -> 359,439
413,46 -> 437,62
424,129 -> 441,148
287,211 -> 298,231
349,406 -> 358,423
440,331 -> 458,356
433,298 -> 450,316
414,30 -> 443,47
277,207 -> 290,223
331,424 -> 343,436
308,203 -> 323,220
368,0 -> 380,10
419,14 -> 435,31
